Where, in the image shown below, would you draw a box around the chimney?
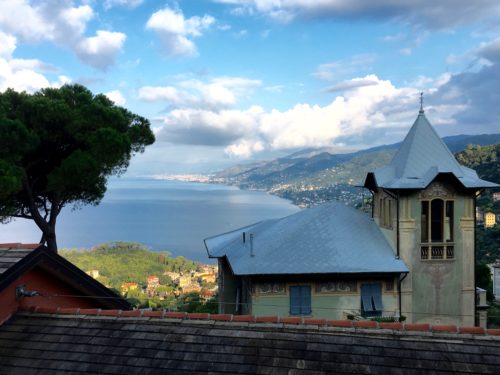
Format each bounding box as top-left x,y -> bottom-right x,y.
250,233 -> 254,257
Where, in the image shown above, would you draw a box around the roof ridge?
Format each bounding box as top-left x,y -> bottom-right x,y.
16,306 -> 500,339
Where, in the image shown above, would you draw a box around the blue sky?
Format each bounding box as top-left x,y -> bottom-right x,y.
1,0 -> 500,175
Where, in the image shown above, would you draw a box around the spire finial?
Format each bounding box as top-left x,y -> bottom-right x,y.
419,92 -> 424,114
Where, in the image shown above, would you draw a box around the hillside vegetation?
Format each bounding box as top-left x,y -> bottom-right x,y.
456,143 -> 500,266
61,242 -> 201,290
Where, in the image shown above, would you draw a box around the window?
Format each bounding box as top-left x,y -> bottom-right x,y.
289,285 -> 311,315
379,196 -> 393,229
421,199 -> 454,243
361,283 -> 383,317
421,199 -> 454,260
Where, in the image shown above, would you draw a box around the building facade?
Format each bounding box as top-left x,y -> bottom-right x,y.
485,212 -> 496,228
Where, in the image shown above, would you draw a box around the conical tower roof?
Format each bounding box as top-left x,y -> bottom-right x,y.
365,111 -> 498,190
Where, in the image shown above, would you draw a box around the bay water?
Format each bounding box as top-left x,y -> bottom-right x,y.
0,178 -> 299,262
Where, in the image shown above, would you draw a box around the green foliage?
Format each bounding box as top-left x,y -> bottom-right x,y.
477,227 -> 500,264
476,263 -> 494,302
0,85 -> 155,251
60,242 -> 200,290
177,293 -> 218,313
455,143 -> 500,266
488,301 -> 500,328
456,144 -> 499,174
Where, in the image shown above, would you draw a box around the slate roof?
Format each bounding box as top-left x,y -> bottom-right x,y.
0,243 -> 40,275
365,111 -> 498,190
1,310 -> 499,374
205,203 -> 408,275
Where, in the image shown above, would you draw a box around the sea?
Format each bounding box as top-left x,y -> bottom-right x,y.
0,178 -> 300,262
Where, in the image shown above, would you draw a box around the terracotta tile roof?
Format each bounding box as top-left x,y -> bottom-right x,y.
0,308 -> 499,374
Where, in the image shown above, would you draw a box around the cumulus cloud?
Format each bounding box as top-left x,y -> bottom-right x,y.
146,6 -> 215,57
76,31 -> 126,70
151,74 -> 425,157
151,69 -> 489,158
138,76 -> 261,110
105,90 -> 127,106
0,32 -> 17,59
214,0 -> 500,28
0,59 -> 70,93
0,30 -> 71,93
0,0 -> 126,69
155,106 -> 263,146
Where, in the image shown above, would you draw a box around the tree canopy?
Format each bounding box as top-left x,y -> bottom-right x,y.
0,85 -> 155,251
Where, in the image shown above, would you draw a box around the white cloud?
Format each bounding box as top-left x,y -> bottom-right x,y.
105,90 -> 127,106
214,0 -> 500,29
139,86 -> 184,103
312,54 -> 376,81
104,0 -> 144,9
0,1 -> 126,70
0,58 -> 71,93
0,30 -> 71,93
138,76 -> 261,109
0,32 -> 17,59
152,71 -> 479,158
156,106 -> 264,146
146,7 -> 215,57
76,30 -> 126,70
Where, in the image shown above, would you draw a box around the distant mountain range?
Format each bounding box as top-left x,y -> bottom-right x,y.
211,134 -> 500,207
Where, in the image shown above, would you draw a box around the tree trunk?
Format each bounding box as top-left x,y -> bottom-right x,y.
45,230 -> 58,253
21,170 -> 59,253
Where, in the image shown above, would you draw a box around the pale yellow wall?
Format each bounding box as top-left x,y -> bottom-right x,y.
485,212 -> 496,228
250,279 -> 398,319
376,180 -> 476,326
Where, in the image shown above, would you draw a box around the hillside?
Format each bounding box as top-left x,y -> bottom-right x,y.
456,144 -> 500,266
212,134 -> 500,206
60,242 -> 201,290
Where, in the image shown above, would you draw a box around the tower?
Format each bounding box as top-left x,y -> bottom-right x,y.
364,107 -> 497,326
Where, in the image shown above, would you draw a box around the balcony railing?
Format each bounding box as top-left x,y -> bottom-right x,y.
421,243 -> 454,260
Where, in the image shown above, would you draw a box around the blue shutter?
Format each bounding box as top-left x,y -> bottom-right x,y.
372,283 -> 383,312
300,286 -> 311,314
361,284 -> 374,312
290,286 -> 301,315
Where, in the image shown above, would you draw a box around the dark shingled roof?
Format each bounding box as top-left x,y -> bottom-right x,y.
1,311 -> 499,374
0,243 -> 40,275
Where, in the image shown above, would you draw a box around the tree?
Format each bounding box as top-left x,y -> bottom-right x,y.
0,85 -> 155,252
476,263 -> 494,302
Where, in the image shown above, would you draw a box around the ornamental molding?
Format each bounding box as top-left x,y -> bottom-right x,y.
315,281 -> 357,293
419,181 -> 455,199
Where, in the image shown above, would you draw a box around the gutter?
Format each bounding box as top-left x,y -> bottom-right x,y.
383,188 -> 403,316
474,189 -> 482,326
398,272 -> 408,321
